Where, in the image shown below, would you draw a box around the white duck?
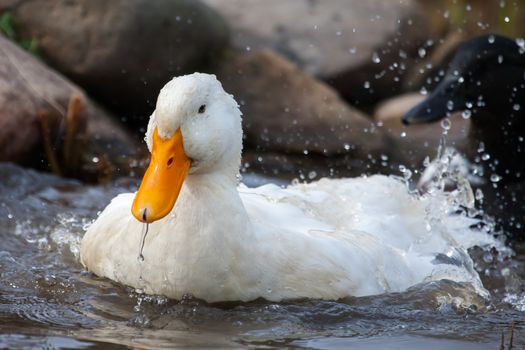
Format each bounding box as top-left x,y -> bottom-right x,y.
80,73 -> 498,303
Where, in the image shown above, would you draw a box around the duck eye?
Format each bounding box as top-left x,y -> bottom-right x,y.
198,105 -> 206,114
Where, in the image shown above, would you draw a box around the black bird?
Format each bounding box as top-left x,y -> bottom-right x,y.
403,34 -> 525,238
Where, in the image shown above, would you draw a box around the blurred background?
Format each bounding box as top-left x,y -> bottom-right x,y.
0,0 -> 524,183
0,2 -> 524,349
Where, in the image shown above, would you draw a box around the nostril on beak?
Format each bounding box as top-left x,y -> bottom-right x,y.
142,208 -> 148,222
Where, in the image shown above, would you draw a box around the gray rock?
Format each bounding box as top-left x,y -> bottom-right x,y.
203,0 -> 437,106
216,50 -> 387,159
0,34 -> 142,181
0,0 -> 229,120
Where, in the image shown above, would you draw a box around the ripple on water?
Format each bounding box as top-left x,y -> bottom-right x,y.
10,300 -> 98,328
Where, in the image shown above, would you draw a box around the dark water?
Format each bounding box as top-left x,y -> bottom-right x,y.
0,163 -> 523,349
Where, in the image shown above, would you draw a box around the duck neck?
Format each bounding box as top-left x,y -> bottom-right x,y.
185,169 -> 240,192
174,166 -> 253,239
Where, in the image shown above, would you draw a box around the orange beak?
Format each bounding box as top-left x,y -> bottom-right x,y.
131,127 -> 191,223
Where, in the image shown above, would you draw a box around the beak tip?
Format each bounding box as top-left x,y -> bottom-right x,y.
131,204 -> 150,223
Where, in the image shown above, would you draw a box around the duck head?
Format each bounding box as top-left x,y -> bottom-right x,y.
131,73 -> 242,223
403,34 -> 525,125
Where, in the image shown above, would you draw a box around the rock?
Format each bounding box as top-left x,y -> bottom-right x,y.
203,0 -> 438,106
374,93 -> 426,122
241,149 -> 386,183
403,31 -> 466,92
0,0 -> 229,121
0,34 -> 143,181
216,50 -> 387,159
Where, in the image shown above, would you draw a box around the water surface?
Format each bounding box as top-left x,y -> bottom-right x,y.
0,163 -> 523,349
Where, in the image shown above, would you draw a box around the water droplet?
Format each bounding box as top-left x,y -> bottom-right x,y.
446,100 -> 454,111
418,48 -> 426,58
481,153 -> 491,161
475,188 -> 484,201
488,35 -> 495,44
441,118 -> 451,130
498,55 -> 504,64
477,142 -> 485,153
516,38 -> 525,49
343,143 -> 351,151
348,47 -> 357,54
245,46 -> 251,52
363,81 -> 371,89
461,110 -> 472,119
513,104 -> 521,111
490,174 -> 502,183
372,52 -> 381,64
7,213 -> 13,219
308,171 -> 317,180
504,16 -> 510,23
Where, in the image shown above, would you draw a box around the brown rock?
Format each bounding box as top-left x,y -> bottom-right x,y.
204,0 -> 439,106
216,50 -> 387,159
0,0 -> 229,121
403,31 -> 466,92
0,35 -> 142,181
374,93 -> 426,122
